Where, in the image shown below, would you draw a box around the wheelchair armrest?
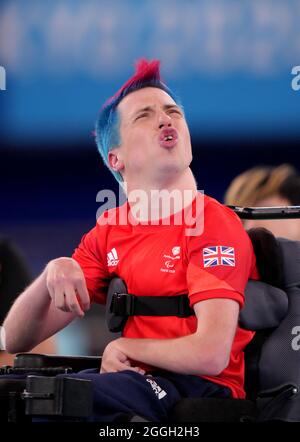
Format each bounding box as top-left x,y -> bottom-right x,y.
13,353 -> 101,373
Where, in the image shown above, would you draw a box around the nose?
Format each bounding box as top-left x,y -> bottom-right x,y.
158,111 -> 172,129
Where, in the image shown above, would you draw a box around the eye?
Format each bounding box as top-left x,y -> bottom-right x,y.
168,109 -> 182,115
135,112 -> 149,121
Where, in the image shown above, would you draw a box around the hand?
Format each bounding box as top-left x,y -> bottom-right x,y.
100,340 -> 145,375
46,257 -> 90,317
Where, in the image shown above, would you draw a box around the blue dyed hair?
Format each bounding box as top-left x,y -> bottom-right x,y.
95,59 -> 180,184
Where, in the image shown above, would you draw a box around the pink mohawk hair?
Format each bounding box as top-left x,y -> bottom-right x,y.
106,59 -> 161,105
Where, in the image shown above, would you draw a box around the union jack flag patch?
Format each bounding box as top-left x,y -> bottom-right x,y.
203,246 -> 235,268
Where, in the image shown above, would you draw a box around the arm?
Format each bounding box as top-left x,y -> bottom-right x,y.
101,297 -> 239,376
3,257 -> 90,353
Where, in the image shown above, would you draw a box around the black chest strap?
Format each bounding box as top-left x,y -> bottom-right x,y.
106,278 -> 195,333
110,293 -> 194,318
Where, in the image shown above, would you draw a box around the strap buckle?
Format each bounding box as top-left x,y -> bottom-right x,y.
110,293 -> 135,316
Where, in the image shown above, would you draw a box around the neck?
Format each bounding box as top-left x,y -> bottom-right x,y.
125,168 -> 197,222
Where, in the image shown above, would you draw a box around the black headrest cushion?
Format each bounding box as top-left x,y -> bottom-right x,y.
240,280 -> 288,330
277,238 -> 300,288
247,228 -> 284,289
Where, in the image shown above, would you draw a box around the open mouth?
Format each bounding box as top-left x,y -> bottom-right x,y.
159,128 -> 178,148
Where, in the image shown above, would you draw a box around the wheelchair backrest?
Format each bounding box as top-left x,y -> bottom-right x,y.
241,236 -> 300,421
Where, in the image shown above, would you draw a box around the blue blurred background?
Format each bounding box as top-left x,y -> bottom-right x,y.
0,0 -> 299,354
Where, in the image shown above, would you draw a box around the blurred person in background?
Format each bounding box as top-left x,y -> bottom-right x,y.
0,237 -> 56,365
224,164 -> 300,241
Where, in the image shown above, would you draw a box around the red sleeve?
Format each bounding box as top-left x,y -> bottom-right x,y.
72,225 -> 109,304
187,199 -> 256,309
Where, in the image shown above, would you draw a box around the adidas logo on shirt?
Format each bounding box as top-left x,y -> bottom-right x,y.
107,248 -> 119,267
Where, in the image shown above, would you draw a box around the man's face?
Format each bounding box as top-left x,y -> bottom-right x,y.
109,87 -> 192,185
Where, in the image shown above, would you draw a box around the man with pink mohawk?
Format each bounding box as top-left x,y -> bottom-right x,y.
3,60 -> 257,422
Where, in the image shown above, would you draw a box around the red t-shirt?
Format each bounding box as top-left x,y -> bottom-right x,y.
72,193 -> 257,398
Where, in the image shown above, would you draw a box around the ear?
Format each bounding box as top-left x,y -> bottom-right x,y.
108,148 -> 124,172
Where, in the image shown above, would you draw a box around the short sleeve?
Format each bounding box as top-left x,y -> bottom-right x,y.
187,199 -> 256,309
72,225 -> 110,304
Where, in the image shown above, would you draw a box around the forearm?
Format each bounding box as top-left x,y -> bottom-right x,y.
114,333 -> 222,376
3,257 -> 88,354
4,269 -> 53,352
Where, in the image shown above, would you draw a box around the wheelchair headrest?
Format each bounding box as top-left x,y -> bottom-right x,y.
277,237 -> 300,288
239,228 -> 289,330
247,228 -> 284,289
240,229 -> 300,331
240,280 -> 288,330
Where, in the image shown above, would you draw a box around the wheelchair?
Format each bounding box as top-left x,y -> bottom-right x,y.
1,206 -> 300,422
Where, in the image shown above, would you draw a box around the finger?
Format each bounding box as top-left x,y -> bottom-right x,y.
118,364 -> 144,373
53,285 -> 69,312
46,279 -> 55,301
64,284 -> 85,317
100,363 -> 143,374
75,278 -> 90,311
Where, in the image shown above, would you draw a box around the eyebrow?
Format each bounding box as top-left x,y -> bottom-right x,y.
132,106 -> 153,118
163,104 -> 181,112
132,104 -> 182,119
